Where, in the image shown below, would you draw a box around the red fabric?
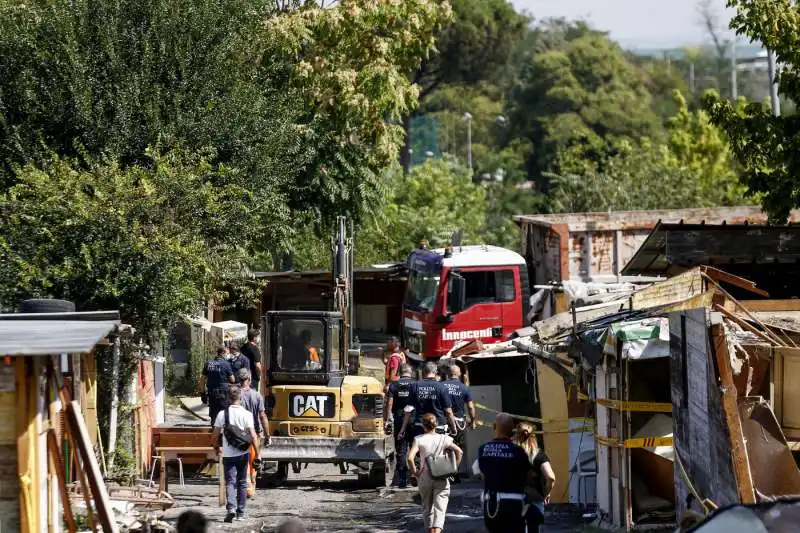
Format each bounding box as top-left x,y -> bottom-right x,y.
384,352 -> 404,383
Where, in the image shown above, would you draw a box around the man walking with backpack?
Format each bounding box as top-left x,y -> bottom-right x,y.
212,385 -> 259,523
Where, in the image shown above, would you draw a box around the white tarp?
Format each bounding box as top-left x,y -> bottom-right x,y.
0,320 -> 119,356
603,317 -> 671,360
209,320 -> 248,345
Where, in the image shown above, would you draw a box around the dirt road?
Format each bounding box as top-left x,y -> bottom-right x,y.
160,463 -> 590,532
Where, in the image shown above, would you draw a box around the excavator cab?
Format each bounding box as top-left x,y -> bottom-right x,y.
265,310 -> 346,386
258,309 -> 394,487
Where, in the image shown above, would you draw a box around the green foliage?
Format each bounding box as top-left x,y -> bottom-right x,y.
549,91 -> 750,213
414,0 -> 527,98
702,0 -> 800,222
507,27 -> 662,183
0,0 -> 448,331
0,148 -> 260,327
291,158 -> 487,268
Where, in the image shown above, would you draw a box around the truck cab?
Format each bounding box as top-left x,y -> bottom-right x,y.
402,245 -> 529,360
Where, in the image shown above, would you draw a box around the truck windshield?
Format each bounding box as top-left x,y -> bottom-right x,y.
275,318 -> 326,372
406,270 -> 440,312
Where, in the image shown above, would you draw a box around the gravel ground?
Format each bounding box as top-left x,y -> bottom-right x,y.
158,463 -> 593,533
158,362 -> 594,532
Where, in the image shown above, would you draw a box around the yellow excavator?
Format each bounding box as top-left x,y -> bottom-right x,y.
256,216 -> 394,487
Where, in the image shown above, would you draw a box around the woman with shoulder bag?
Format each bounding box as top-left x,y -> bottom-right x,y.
513,423 -> 556,533
407,413 -> 463,533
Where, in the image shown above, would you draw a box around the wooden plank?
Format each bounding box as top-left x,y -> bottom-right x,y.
536,358 -> 569,504
80,353 -> 99,447
775,348 -> 800,430
711,324 -> 756,504
65,401 -> 118,533
741,299 -> 800,312
631,268 -> 706,310
47,430 -> 76,533
701,267 -> 769,297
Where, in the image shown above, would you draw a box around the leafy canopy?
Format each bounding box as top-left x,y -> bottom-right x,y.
703,0 -> 800,222
0,0 -> 450,329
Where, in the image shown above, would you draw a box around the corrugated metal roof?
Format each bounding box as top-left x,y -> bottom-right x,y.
513,206 -> 800,232
621,222 -> 800,277
0,319 -> 119,355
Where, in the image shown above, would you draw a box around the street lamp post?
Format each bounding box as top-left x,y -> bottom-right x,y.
463,112 -> 473,172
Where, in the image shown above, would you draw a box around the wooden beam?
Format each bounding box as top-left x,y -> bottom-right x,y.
711,324 -> 756,504
701,266 -> 770,297
740,299 -> 800,312
65,401 -> 118,533
535,359 -> 570,504
47,430 -> 76,533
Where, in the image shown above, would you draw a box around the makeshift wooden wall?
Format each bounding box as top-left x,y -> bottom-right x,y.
0,361 -> 19,532
536,359 -> 569,504
669,309 -> 738,523
135,360 -> 156,475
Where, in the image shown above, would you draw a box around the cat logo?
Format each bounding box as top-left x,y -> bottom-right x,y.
289,393 -> 335,418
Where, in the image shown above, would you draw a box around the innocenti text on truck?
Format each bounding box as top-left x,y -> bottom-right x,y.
402,244 -> 529,360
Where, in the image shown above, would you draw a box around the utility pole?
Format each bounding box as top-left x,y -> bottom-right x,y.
767,49 -> 781,116
463,112 -> 473,172
730,40 -> 738,100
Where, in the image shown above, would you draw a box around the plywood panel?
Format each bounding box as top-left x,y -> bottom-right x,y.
537,359 -> 569,504
780,356 -> 800,430
670,309 -> 739,524
464,385 -> 502,476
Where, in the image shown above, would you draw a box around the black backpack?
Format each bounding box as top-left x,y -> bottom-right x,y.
223,407 -> 253,452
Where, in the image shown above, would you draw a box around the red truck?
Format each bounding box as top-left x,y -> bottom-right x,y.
402,207 -> 775,360
402,244 -> 529,360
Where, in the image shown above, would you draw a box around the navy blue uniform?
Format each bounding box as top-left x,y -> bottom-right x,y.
443,378 -> 473,419
409,378 -> 452,429
387,377 -> 414,487
228,353 -> 250,376
203,358 -> 234,427
477,438 -> 531,533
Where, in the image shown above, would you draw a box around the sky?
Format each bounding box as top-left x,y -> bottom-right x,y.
509,0 -> 739,49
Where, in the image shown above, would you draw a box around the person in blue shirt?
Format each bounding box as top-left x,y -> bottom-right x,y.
398,362 -> 457,440
442,364 -> 477,483
385,364 -> 415,488
473,413 -> 532,533
228,343 -> 251,376
202,346 -> 235,427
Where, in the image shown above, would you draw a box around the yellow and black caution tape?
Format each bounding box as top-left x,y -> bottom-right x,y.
472,402 -> 594,434
475,420 -> 593,435
597,435 -> 673,449
595,399 -> 672,413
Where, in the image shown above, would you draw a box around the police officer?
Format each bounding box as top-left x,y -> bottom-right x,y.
473,413 -> 532,533
398,361 -> 457,440
202,346 -> 235,427
228,343 -> 251,376
384,364 -> 414,488
442,364 -> 476,482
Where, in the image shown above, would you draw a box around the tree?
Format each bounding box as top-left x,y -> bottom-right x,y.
0,0 -> 450,326
401,0 -> 527,172
289,158 -> 487,268
506,28 -> 662,187
702,0 -> 800,222
550,90 -> 748,213
0,149 -> 259,328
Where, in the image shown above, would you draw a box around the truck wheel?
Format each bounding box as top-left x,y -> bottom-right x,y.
368,453 -> 394,489
256,462 -> 289,488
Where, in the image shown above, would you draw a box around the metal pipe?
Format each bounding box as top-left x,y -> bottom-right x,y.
767,49 -> 781,116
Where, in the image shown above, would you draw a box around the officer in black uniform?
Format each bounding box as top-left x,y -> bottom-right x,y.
442,364 -> 476,482
384,364 -> 414,488
202,346 -> 235,427
474,413 -> 532,533
398,361 -> 457,440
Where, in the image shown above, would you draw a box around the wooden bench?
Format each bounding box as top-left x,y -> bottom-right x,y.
151,427 -> 218,491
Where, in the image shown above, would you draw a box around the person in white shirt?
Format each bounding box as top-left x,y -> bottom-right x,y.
407,413 -> 463,533
212,385 -> 258,523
